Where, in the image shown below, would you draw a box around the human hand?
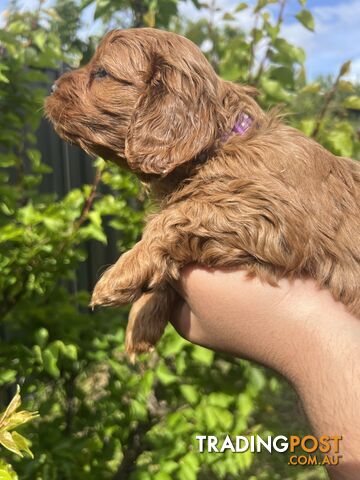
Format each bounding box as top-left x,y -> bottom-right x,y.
171,265 -> 360,479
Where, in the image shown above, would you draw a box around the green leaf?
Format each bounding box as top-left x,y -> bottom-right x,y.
234,448 -> 254,471
179,385 -> 199,405
94,0 -> 111,19
0,387 -> 38,437
0,432 -> 22,457
132,472 -> 152,480
0,225 -> 24,243
190,0 -> 201,8
79,224 -> 107,244
338,80 -> 354,93
261,77 -> 291,102
237,393 -> 254,418
175,353 -> 186,375
0,386 -> 21,428
5,410 -> 39,431
272,38 -> 306,65
264,23 -> 280,42
11,432 -> 34,459
17,203 -> 43,226
269,66 -> 294,88
340,60 -> 351,76
343,95 -> 360,110
247,367 -> 266,394
153,473 -> 172,480
235,2 -> 248,12
254,0 -> 277,13
80,0 -> 95,8
7,20 -> 27,34
32,345 -> 43,365
33,31 -> 47,51
252,28 -> 263,43
295,9 -> 315,31
177,463 -> 196,480
138,371 -> 154,398
0,466 -> 14,480
63,344 -> 78,361
223,12 -> 235,21
156,362 -> 177,385
34,328 -> 49,348
160,332 -> 187,357
219,410 -> 234,430
43,349 -> 60,378
202,405 -> 219,430
300,82 -> 321,94
299,119 -> 316,136
181,452 -> 199,473
191,346 -> 214,366
0,72 -> 9,83
326,123 -> 354,157
143,10 -> 156,27
207,392 -> 233,408
0,371 -> 17,386
129,399 -> 148,421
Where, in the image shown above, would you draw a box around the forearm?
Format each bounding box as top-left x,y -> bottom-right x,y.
172,266 -> 360,479
292,302 -> 360,479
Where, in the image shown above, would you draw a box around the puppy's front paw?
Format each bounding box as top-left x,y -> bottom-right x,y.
126,289 -> 176,361
91,271 -> 142,308
90,252 -> 144,308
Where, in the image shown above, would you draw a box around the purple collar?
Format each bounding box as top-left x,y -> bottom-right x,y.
222,112 -> 253,142
232,112 -> 253,135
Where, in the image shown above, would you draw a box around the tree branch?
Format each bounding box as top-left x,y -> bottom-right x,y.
0,272 -> 31,321
113,369 -> 175,480
247,12 -> 260,83
73,168 -> 102,232
311,70 -> 343,139
252,0 -> 287,86
64,372 -> 76,435
113,418 -> 154,480
131,0 -> 148,28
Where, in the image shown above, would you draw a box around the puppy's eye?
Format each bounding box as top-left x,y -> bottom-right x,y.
93,68 -> 108,79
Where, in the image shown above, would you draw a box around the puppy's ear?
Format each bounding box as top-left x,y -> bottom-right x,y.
125,55 -> 219,176
241,85 -> 260,98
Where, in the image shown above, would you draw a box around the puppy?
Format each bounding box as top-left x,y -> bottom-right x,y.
45,28 -> 360,357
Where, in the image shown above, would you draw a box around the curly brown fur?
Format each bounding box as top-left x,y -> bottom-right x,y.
45,28 -> 360,357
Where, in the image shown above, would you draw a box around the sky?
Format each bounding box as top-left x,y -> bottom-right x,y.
1,0 -> 359,82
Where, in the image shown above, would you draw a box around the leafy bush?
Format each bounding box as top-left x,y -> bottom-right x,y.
0,0 -> 358,478
0,386 -> 38,479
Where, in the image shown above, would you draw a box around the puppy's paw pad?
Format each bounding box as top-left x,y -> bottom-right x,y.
91,285 -> 141,307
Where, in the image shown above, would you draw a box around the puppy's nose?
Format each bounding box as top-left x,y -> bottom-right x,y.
51,83 -> 58,94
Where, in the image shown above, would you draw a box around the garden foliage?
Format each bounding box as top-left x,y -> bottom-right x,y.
0,0 -> 359,478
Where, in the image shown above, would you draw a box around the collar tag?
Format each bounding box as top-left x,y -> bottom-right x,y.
222,112 -> 253,142
232,112 -> 253,135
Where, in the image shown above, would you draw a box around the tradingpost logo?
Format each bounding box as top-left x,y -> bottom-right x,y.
195,434 -> 343,466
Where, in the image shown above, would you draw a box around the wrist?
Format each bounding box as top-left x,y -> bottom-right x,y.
266,279 -> 360,387
289,294 -> 360,389
288,296 -> 360,475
